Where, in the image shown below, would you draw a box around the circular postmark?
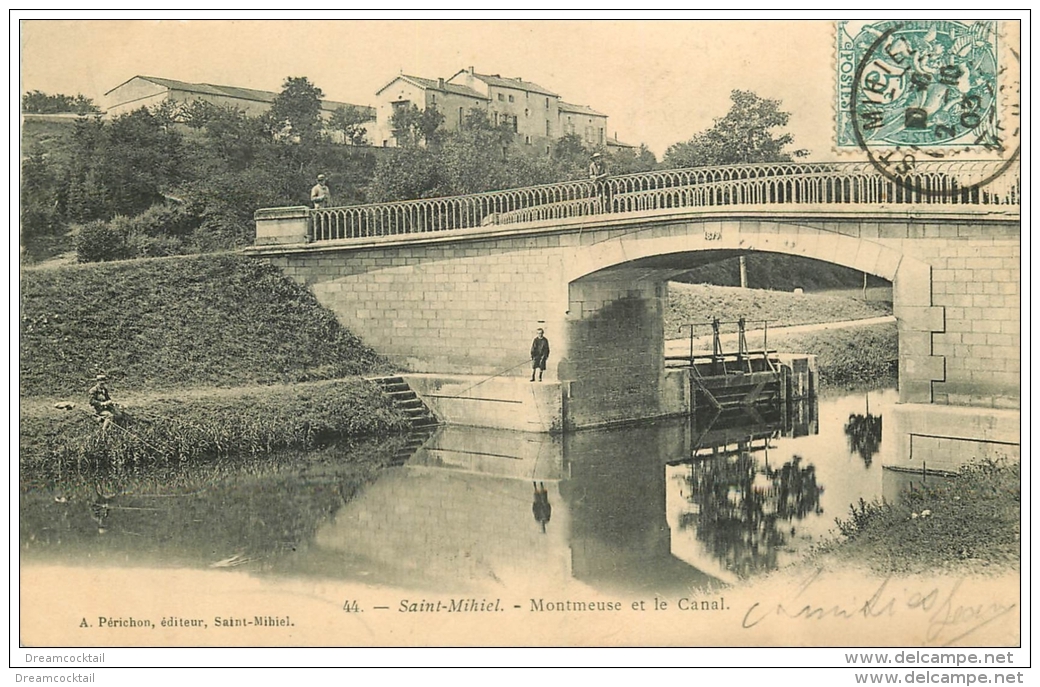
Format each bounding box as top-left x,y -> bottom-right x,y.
848,20 -> 1019,197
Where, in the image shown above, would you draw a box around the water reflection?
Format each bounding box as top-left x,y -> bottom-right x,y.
532,482 -> 552,533
680,454 -> 823,579
20,391 -> 898,595
845,414 -> 883,468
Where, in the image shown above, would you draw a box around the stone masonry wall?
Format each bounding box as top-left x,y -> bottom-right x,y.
268,237 -> 569,376
260,210 -> 1019,416
559,279 -> 667,429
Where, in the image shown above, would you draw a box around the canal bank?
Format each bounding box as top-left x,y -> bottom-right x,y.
19,389 -> 1020,599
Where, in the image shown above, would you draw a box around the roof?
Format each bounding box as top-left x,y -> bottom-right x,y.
106,75 -> 368,114
375,74 -> 489,100
458,71 -> 559,97
558,101 -> 607,117
606,137 -> 637,149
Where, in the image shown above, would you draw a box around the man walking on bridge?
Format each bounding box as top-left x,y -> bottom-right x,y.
530,328 -> 550,382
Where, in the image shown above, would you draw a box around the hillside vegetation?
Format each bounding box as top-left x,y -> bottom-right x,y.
665,282 -> 892,338
20,253 -> 393,398
779,323 -> 898,390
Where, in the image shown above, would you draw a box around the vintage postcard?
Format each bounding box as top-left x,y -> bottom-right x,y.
14,15 -> 1025,667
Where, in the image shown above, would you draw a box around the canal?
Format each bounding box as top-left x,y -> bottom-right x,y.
20,389 -> 906,597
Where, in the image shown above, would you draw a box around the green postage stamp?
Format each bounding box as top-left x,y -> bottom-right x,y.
836,20 -> 1008,150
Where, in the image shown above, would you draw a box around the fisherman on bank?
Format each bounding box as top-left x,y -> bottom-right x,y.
530,328 -> 550,382
88,374 -> 124,429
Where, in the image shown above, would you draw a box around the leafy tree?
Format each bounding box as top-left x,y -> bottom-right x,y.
610,144 -> 658,175
329,105 -> 371,145
551,133 -> 588,166
663,90 -> 808,168
266,76 -> 324,144
390,104 -> 445,147
60,108 -> 184,223
370,108 -> 570,202
22,90 -> 100,114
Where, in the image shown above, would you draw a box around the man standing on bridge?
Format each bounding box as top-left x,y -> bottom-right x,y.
310,173 -> 331,209
589,152 -> 609,212
530,328 -> 550,382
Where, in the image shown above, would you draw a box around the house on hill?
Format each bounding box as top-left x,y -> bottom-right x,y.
104,76 -> 374,140
372,67 -> 619,153
371,74 -> 490,147
558,101 -> 608,148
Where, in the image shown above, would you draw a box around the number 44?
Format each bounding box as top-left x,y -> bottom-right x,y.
342,600 -> 360,613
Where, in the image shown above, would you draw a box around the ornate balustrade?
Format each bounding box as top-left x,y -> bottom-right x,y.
257,160 -> 1019,246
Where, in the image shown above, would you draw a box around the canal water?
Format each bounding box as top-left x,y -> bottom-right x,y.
20,389 -> 902,596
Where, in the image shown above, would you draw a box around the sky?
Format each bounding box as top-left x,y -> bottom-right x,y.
19,17 -> 839,159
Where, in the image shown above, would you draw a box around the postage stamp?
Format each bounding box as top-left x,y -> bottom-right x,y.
836,20 -> 1005,149
836,20 -> 1019,196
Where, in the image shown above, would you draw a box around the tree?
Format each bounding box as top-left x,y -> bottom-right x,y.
60,107 -> 184,222
663,90 -> 808,168
390,104 -> 445,147
329,105 -> 371,145
22,90 -> 100,114
266,76 -> 324,144
610,144 -> 658,175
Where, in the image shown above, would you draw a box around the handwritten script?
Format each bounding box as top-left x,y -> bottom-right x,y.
741,570 -> 1016,645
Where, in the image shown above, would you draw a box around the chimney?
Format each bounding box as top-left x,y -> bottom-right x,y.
438,77 -> 445,89
467,66 -> 474,74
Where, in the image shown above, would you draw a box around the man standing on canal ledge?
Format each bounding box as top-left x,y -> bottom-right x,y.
530,328 -> 550,382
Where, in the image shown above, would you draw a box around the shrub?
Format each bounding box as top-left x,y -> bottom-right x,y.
131,203 -> 198,238
827,459 -> 1020,573
73,218 -> 132,262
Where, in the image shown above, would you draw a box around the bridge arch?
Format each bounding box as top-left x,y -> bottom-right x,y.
552,217 -> 932,428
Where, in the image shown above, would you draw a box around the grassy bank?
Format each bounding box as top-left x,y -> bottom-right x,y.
823,460 -> 1020,574
21,253 -> 394,398
20,378 -> 410,472
779,323 -> 898,390
665,282 -> 892,339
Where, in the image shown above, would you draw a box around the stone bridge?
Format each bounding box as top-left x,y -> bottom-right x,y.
247,160 -> 1020,470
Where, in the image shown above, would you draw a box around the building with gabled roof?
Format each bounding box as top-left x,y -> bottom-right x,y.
558,101 -> 608,147
372,66 -> 616,153
371,73 -> 490,147
104,75 -> 373,126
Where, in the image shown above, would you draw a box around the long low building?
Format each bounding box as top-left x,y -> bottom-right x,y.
104,75 -> 373,124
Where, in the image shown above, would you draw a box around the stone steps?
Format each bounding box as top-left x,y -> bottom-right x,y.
366,376 -> 441,431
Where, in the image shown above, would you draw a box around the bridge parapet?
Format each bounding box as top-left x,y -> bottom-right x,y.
255,160 -> 1019,246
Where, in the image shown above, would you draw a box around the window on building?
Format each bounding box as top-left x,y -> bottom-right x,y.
525,135 -> 531,145
508,94 -> 515,103
545,145 -> 550,155
498,93 -> 505,101
545,97 -> 549,109
430,94 -> 436,105
459,106 -> 464,129
599,128 -> 604,144
525,108 -> 530,117
493,112 -> 499,126
512,115 -> 518,133
546,120 -> 551,136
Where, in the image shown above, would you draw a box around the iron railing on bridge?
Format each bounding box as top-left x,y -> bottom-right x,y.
308,159 -> 1019,242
